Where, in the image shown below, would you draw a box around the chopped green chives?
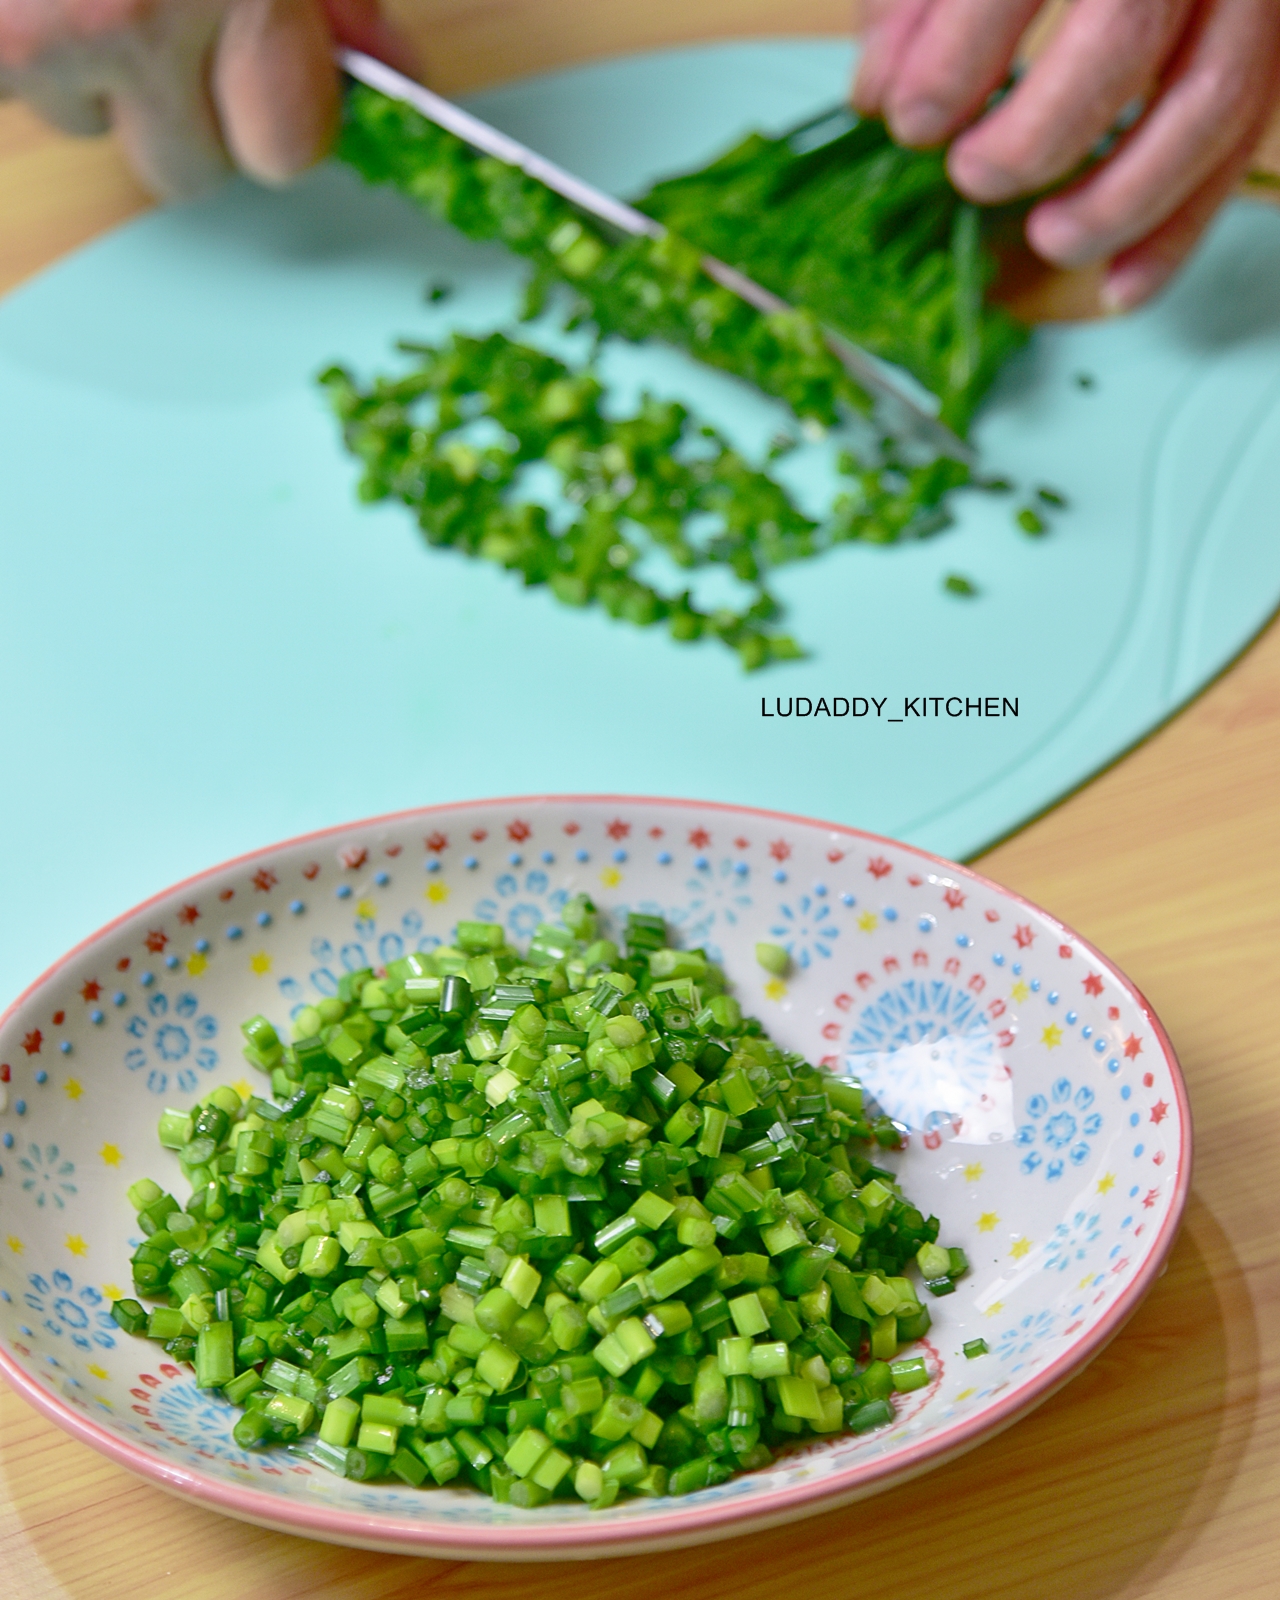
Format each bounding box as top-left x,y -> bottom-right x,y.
963,1338 -> 989,1359
146,1306 -> 192,1342
754,944 -> 790,977
390,1446 -> 429,1486
328,87 -> 1038,668
267,1393 -> 315,1435
115,907 -> 965,1506
320,1396 -> 361,1447
846,1397 -> 895,1434
157,1109 -> 194,1149
747,1341 -> 792,1381
776,1375 -> 822,1420
419,1436 -> 462,1484
194,1321 -> 234,1389
110,1298 -> 148,1336
889,1356 -> 930,1393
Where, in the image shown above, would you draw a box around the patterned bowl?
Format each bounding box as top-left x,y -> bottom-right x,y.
0,797 -> 1190,1558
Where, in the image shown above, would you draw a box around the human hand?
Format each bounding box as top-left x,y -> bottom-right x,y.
853,0 -> 1280,309
0,0 -> 410,200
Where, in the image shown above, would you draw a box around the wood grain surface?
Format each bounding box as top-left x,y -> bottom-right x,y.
4,4 -> 1280,1596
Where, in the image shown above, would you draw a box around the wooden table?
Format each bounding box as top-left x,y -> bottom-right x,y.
5,6 -> 1280,1595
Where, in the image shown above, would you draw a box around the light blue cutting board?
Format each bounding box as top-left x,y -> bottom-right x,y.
4,38 -> 1280,1006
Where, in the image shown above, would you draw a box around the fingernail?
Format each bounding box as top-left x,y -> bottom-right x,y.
888,98 -> 950,147
851,74 -> 881,114
1025,210 -> 1089,268
946,147 -> 1019,204
1101,263 -> 1158,315
852,27 -> 887,109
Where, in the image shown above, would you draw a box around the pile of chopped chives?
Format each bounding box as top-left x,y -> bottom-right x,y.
113,904 -> 966,1505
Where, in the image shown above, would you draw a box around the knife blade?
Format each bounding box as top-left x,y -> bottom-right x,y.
337,48 -> 975,466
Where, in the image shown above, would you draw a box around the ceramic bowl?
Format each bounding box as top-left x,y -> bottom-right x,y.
0,796 -> 1190,1558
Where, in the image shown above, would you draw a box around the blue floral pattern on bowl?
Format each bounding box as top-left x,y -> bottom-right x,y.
843,978 -> 1006,1142
769,892 -> 839,967
473,868 -> 569,940
122,988 -> 219,1096
1017,1077 -> 1103,1180
994,1308 -> 1058,1367
667,856 -> 754,958
149,1376 -> 255,1466
1043,1210 -> 1104,1273
301,911 -> 436,1004
17,1143 -> 77,1210
24,1269 -> 116,1350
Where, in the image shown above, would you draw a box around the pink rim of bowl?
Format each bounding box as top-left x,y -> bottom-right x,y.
0,795 -> 1191,1559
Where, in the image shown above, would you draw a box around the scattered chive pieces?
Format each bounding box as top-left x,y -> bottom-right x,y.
962,1338 -> 989,1359
1035,486 -> 1068,508
1074,372 -> 1096,388
426,281 -> 453,303
320,336 -> 809,671
943,573 -> 978,596
1016,507 -> 1046,536
112,904 -> 966,1505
